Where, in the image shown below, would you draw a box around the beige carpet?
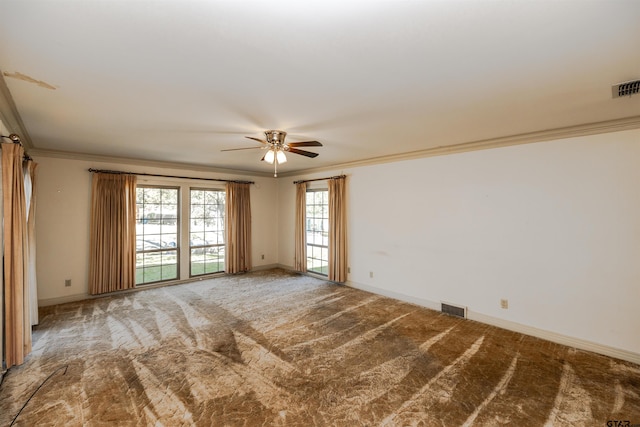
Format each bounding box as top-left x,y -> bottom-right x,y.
1,269 -> 639,426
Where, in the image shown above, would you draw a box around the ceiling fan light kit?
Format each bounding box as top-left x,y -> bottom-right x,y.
222,129 -> 322,177
276,150 -> 287,164
264,149 -> 275,164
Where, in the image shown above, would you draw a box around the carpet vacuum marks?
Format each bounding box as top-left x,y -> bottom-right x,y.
0,269 -> 638,426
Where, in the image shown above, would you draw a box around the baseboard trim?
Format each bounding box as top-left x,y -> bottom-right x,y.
251,263 -> 282,272
467,312 -> 640,365
347,280 -> 441,311
38,272 -> 639,365
272,264 -> 346,283
39,293 -> 89,307
346,280 -> 640,365
38,267 -> 276,307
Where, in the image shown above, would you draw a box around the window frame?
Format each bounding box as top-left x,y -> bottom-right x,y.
135,185 -> 180,285
189,187 -> 226,277
305,188 -> 329,276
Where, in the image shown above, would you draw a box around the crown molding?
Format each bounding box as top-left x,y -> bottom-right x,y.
17,113 -> 640,180
28,147 -> 274,178
277,115 -> 640,178
0,70 -> 34,149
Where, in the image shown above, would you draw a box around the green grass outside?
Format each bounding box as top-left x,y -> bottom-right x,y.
191,261 -> 224,276
136,261 -> 225,285
136,256 -> 325,284
308,264 -> 328,276
136,264 -> 177,285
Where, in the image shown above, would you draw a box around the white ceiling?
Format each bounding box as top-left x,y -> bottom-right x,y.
1,0 -> 639,176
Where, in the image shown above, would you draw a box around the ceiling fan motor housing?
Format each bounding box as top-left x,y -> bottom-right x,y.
265,130 -> 287,147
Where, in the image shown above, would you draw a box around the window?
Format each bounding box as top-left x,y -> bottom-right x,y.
135,183 -> 227,284
190,189 -> 225,276
136,186 -> 179,284
306,189 -> 329,275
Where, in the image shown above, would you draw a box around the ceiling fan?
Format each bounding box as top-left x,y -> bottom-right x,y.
222,130 -> 322,177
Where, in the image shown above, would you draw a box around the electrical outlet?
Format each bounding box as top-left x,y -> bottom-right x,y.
65,279 -> 72,287
369,271 -> 374,278
500,299 -> 508,309
347,267 -> 351,274
261,254 -> 265,260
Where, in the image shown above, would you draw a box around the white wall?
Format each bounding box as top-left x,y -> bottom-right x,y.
34,156 -> 278,304
32,129 -> 640,361
278,129 -> 640,359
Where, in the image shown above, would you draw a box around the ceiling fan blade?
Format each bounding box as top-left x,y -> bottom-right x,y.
221,146 -> 263,152
288,147 -> 319,158
287,141 -> 323,147
260,153 -> 266,161
245,136 -> 268,144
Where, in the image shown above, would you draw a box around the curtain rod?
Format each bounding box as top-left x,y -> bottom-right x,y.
88,168 -> 254,184
293,174 -> 346,184
1,134 -> 32,160
1,134 -> 22,144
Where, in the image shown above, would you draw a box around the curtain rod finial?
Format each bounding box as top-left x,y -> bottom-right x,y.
1,133 -> 22,144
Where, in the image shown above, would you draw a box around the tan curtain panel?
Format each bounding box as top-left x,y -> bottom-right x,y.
2,142 -> 31,368
294,182 -> 307,272
328,176 -> 347,283
24,160 -> 39,326
89,173 -> 137,295
225,182 -> 252,274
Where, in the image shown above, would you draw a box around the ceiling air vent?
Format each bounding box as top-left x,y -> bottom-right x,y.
612,79 -> 640,98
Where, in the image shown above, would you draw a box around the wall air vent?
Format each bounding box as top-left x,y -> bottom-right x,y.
441,302 -> 467,319
612,79 -> 640,98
